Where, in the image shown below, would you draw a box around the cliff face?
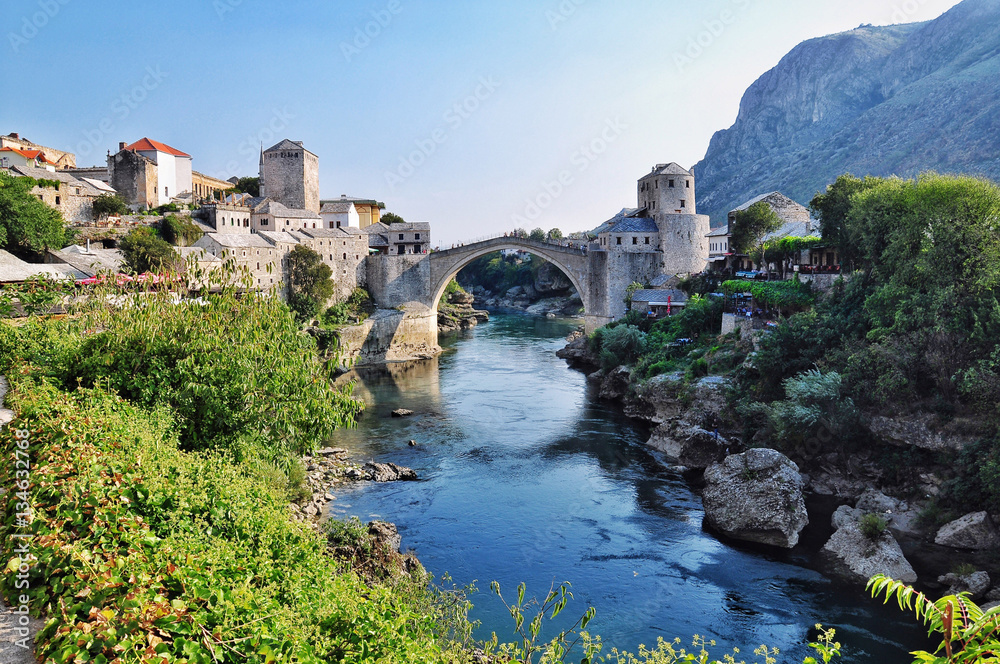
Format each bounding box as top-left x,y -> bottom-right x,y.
693,0 -> 1000,225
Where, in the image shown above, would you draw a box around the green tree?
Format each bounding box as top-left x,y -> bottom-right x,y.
160,214 -> 204,247
730,201 -> 783,275
92,193 -> 128,219
548,228 -> 563,240
119,227 -> 179,274
381,212 -> 405,225
230,176 -> 260,197
623,281 -> 645,309
0,171 -> 69,256
287,244 -> 334,321
810,174 -> 885,271
529,228 -> 546,242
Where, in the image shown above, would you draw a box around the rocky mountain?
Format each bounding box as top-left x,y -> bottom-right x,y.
693,0 -> 1000,226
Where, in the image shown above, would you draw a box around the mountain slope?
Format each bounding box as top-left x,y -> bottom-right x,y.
693,0 -> 1000,225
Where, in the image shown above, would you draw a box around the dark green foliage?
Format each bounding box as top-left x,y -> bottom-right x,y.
811,174 -> 886,271
729,201 -> 783,257
287,244 -> 334,322
529,228 -> 546,242
159,214 -> 204,246
322,287 -> 375,327
721,279 -> 816,311
0,171 -> 69,256
91,193 -> 128,219
860,513 -> 888,540
381,211 -> 405,224
548,228 -> 563,240
119,226 -> 180,273
458,251 -> 537,294
944,435 -> 1000,515
229,175 -> 260,197
591,324 -> 648,370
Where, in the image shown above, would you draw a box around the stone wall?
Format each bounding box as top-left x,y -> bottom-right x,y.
297,231 -> 369,302
366,254 -> 431,308
31,184 -> 94,224
656,213 -> 711,275
335,308 -> 441,366
109,150 -> 157,210
202,204 -> 252,232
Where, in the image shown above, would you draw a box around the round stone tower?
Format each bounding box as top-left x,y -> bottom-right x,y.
639,163 -> 710,275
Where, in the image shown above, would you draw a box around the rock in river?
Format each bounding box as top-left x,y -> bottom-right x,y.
702,448 -> 809,549
934,512 -> 1000,550
391,408 -> 414,418
362,462 -> 418,483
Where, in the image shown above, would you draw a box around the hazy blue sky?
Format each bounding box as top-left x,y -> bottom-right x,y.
1,0 -> 963,243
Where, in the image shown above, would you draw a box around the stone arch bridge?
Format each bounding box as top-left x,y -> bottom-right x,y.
364,235 -> 664,347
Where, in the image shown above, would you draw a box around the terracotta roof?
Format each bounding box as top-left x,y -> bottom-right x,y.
0,147 -> 52,163
126,138 -> 191,158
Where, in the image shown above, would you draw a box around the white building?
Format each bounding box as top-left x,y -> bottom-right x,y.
0,147 -> 56,172
124,138 -> 193,206
320,199 -> 361,229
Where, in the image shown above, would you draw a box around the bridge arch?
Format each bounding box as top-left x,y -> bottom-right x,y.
427,237 -> 593,317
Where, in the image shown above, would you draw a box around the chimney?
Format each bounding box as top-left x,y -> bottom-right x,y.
10,133 -> 19,140
341,194 -> 347,199
119,142 -> 126,151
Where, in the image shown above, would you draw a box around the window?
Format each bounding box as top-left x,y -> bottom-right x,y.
399,234 -> 404,241
415,233 -> 421,240
632,237 -> 638,245
286,220 -> 290,226
55,196 -> 60,205
165,187 -> 169,197
261,219 -> 269,226
668,180 -> 674,188
343,253 -> 347,260
616,237 -> 622,245
645,237 -> 650,245
680,200 -> 686,208
655,180 -> 659,189
686,180 -> 691,188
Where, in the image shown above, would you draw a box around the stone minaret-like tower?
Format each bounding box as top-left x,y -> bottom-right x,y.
259,139 -> 320,213
637,163 -> 710,275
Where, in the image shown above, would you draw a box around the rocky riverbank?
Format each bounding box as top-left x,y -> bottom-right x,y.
438,289 -> 490,334
557,333 -> 1000,603
462,261 -> 584,317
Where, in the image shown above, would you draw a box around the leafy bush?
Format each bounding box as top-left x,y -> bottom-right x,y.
0,384 -> 473,663
859,513 -> 888,540
721,279 -> 816,311
92,193 -> 128,218
323,288 -> 375,328
120,226 -> 180,273
160,214 -> 204,246
756,370 -> 860,454
597,324 -> 648,370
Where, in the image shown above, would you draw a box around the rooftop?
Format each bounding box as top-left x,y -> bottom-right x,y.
263,139 -> 317,158
631,289 -> 688,304
253,199 -> 321,219
0,249 -> 85,283
0,147 -> 53,164
126,138 -> 191,158
642,162 -> 692,178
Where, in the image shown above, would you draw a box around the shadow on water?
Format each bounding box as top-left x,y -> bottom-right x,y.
329,312 -> 931,663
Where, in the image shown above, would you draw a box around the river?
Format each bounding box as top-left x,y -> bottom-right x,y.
329,312 -> 929,663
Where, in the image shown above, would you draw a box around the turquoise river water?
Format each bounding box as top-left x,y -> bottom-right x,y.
329,312 -> 929,663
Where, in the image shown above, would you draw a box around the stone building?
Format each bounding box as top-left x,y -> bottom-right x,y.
294,228 -> 369,300
365,222 -> 430,255
108,149 -> 158,210
708,192 -> 818,274
320,199 -> 360,229
0,133 -> 75,169
251,198 -> 323,233
200,202 -> 252,232
192,171 -> 233,202
259,140 -> 320,214
9,165 -> 104,224
192,233 -> 283,290
118,138 -> 193,206
638,163 -> 711,275
320,195 -> 384,228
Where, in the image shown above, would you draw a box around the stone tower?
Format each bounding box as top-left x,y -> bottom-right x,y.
259,139 -> 320,213
638,163 -> 710,275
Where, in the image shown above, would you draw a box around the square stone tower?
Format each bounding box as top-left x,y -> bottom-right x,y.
259,139 -> 320,213
638,163 -> 710,275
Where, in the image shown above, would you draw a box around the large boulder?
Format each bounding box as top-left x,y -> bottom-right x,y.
821,520 -> 918,584
868,414 -> 975,452
938,571 -> 991,600
935,512 -> 1000,550
702,449 -> 809,548
599,366 -> 632,400
362,462 -> 418,483
647,423 -> 729,469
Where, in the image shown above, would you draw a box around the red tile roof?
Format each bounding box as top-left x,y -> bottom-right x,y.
125,138 -> 191,158
0,147 -> 53,163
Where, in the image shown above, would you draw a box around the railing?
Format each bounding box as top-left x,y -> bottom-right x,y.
435,234 -> 587,254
